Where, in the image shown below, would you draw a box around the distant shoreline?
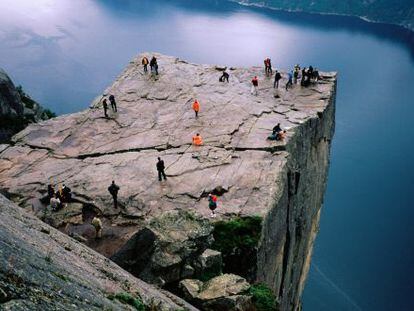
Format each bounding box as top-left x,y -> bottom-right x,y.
230,0 -> 414,34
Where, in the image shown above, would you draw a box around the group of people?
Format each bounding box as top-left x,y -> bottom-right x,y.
91,55 -> 323,219
142,56 -> 159,75
47,183 -> 72,211
102,94 -> 117,118
267,123 -> 287,141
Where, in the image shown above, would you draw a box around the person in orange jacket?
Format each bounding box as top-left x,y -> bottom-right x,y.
192,99 -> 200,118
192,133 -> 203,146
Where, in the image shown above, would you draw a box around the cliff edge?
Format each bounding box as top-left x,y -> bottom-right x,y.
0,53 -> 336,310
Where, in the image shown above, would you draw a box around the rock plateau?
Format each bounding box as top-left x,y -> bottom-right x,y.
0,53 -> 337,310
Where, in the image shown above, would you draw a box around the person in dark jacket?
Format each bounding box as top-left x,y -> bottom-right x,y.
61,184 -> 72,203
274,70 -> 282,88
102,98 -> 109,118
156,157 -> 167,181
108,181 -> 120,209
272,123 -> 282,135
108,95 -> 117,112
219,71 -> 229,82
150,56 -> 158,75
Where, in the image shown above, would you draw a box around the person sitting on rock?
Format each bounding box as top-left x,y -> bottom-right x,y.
251,76 -> 258,96
46,184 -> 55,204
272,123 -> 282,136
61,184 -> 72,203
192,99 -> 200,118
156,157 -> 167,181
108,180 -> 120,209
219,70 -> 229,82
102,98 -> 109,118
208,194 -> 218,218
91,216 -> 103,239
108,95 -> 117,112
277,130 -> 287,141
192,133 -> 203,146
274,70 -> 282,88
50,194 -> 61,212
142,56 -> 149,73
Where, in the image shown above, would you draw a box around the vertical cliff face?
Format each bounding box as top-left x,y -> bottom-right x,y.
0,54 -> 336,310
256,85 -> 336,309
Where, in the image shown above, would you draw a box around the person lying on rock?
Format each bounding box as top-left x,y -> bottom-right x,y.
208,194 -> 218,218
156,157 -> 167,181
91,216 -> 103,239
192,133 -> 203,146
108,180 -> 120,209
192,99 -> 200,118
219,71 -> 229,82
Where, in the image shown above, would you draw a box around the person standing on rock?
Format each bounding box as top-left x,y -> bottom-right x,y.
208,194 -> 218,218
274,70 -> 282,88
192,133 -> 203,146
219,71 -> 229,82
142,56 -> 149,73
251,76 -> 258,96
150,56 -> 158,75
285,71 -> 293,91
91,216 -> 103,239
109,95 -> 117,112
108,180 -> 120,209
192,99 -> 200,118
156,157 -> 167,181
102,98 -> 109,118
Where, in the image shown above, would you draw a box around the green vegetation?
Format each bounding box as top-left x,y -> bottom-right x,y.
108,292 -> 147,311
249,283 -> 278,311
212,216 -> 262,278
212,216 -> 262,252
43,109 -> 56,119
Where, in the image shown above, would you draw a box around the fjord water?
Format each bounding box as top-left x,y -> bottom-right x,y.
1,0 -> 413,310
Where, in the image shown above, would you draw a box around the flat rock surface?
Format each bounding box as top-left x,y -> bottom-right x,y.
0,53 -> 336,254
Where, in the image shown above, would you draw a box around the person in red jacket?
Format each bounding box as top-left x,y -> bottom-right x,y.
251,76 -> 259,96
192,99 -> 200,118
208,194 -> 218,217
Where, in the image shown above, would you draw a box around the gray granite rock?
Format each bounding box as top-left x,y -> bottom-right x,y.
0,53 -> 337,310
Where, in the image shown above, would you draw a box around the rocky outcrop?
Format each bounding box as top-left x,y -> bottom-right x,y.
179,274 -> 253,311
0,69 -> 53,143
0,194 -> 197,310
0,53 -> 336,310
111,210 -> 215,287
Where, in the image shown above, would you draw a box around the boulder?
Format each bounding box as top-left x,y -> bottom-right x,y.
195,249 -> 222,278
111,210 -> 213,286
179,274 -> 253,311
179,279 -> 204,301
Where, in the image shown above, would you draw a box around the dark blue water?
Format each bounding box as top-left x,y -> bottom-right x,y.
1,0 -> 413,310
